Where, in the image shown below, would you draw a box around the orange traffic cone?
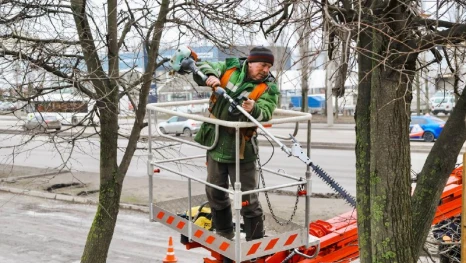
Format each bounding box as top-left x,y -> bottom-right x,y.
163,236 -> 178,263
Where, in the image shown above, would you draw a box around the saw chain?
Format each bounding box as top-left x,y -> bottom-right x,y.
310,163 -> 356,208
289,137 -> 356,208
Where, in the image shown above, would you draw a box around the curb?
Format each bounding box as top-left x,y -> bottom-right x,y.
0,129 -> 462,154
0,186 -> 150,213
141,134 -> 447,153
1,170 -> 70,183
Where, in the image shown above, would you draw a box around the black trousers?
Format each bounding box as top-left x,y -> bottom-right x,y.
206,155 -> 263,218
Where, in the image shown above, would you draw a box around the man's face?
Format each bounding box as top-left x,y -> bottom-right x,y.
248,62 -> 273,81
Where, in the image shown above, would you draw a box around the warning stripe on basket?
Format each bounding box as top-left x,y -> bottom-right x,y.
152,205 -> 310,261
153,205 -> 235,258
241,231 -> 305,260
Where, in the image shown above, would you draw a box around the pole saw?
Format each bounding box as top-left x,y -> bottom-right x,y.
169,46 -> 356,208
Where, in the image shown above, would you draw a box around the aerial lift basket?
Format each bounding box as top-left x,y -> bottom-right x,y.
146,101 -> 319,262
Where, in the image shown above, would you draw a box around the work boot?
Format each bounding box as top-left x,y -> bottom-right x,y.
212,205 -> 234,240
243,215 -> 265,241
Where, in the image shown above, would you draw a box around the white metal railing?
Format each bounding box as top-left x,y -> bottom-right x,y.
146,99 -> 317,262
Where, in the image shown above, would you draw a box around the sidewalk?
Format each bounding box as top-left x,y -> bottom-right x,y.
0,164 -> 354,226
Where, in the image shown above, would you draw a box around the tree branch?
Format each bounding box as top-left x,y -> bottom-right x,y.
412,17 -> 463,29
333,31 -> 351,97
442,46 -> 457,76
0,34 -> 80,45
118,57 -> 170,100
340,0 -> 352,11
70,0 -> 109,98
264,2 -> 291,37
1,48 -> 96,99
118,0 -> 143,49
118,0 -> 170,179
413,23 -> 466,51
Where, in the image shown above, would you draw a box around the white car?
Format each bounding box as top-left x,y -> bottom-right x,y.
158,116 -> 202,137
23,114 -> 62,131
430,96 -> 455,115
0,102 -> 17,111
171,103 -> 208,114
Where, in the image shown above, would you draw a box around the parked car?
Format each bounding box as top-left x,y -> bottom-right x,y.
171,103 -> 208,114
430,95 -> 455,116
23,114 -> 62,131
409,115 -> 445,142
158,116 -> 202,137
432,90 -> 454,98
0,102 -> 17,111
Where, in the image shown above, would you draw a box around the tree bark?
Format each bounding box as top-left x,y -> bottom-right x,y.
369,72 -> 415,262
369,29 -> 415,262
81,177 -> 122,262
355,26 -> 372,263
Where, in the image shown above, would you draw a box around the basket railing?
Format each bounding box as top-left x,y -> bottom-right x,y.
146,99 -> 317,262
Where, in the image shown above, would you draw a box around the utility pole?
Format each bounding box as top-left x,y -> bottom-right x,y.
324,20 -> 334,126
298,37 -> 310,114
416,68 -> 421,116
296,2 -> 310,114
420,0 -> 430,114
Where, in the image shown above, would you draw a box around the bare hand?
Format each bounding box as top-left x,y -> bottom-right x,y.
242,99 -> 255,113
205,76 -> 220,88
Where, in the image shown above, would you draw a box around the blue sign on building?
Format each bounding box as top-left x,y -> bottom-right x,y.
119,52 -> 145,71
100,51 -> 145,73
148,83 -> 157,103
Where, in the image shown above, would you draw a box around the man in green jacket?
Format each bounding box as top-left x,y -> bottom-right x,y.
193,46 -> 279,242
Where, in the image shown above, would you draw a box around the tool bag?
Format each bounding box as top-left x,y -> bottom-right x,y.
178,201 -> 213,244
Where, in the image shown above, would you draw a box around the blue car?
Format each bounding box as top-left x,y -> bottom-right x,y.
409,115 -> 445,142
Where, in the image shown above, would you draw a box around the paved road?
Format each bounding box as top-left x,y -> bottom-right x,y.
0,191 -> 209,263
1,133 -> 461,197
0,114 -> 455,153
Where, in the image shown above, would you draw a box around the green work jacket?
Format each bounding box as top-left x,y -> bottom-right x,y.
193,58 -> 279,163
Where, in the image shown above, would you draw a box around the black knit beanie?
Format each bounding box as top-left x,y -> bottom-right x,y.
247,46 -> 274,65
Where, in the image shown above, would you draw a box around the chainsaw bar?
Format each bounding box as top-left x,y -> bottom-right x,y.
310,163 -> 356,208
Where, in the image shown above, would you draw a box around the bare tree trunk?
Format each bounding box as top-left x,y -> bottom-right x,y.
357,25 -> 416,262
81,177 -> 122,262
71,0 -> 123,261
411,89 -> 466,256
355,28 -> 372,263
369,30 -> 415,260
